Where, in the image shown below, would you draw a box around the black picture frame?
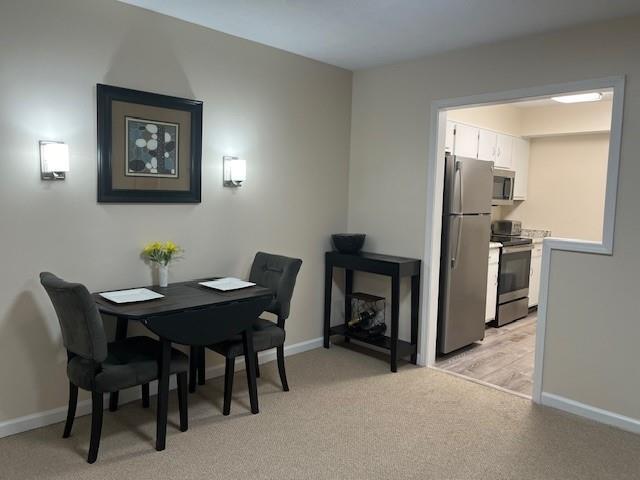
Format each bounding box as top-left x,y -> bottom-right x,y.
97,84 -> 203,203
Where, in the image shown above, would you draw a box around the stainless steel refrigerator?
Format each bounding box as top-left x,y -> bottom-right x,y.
437,154 -> 494,354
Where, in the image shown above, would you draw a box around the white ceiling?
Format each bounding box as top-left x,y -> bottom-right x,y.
118,0 -> 640,70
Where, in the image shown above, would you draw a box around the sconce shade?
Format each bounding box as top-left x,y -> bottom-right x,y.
223,156 -> 246,187
230,159 -> 246,183
40,141 -> 69,176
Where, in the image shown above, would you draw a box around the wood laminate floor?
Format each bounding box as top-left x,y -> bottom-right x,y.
435,313 -> 536,396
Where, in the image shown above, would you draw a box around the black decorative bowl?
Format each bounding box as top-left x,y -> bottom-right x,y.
332,234 -> 366,254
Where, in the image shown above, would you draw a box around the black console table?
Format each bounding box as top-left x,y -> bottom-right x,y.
323,251 -> 421,372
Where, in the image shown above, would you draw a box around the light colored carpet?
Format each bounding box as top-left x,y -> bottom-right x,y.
1,345 -> 639,480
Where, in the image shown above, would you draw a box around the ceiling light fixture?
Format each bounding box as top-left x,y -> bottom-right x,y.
551,92 -> 603,104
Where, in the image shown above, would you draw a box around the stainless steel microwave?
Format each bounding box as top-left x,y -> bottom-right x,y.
492,168 -> 515,205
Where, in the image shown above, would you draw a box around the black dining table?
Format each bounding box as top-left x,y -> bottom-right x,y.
93,279 -> 273,451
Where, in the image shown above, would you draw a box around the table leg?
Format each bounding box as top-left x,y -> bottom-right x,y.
323,261 -> 333,348
109,317 -> 128,411
197,346 -> 206,385
344,269 -> 353,343
189,346 -> 197,393
242,329 -> 259,414
390,273 -> 400,372
156,338 -> 171,451
410,273 -> 420,365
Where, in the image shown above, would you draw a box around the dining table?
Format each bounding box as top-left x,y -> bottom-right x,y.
93,278 -> 273,451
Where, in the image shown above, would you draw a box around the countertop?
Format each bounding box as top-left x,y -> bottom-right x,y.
520,228 -> 551,239
489,241 -> 502,249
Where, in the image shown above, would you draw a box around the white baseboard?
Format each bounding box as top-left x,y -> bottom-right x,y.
541,392 -> 640,435
0,337 -> 323,439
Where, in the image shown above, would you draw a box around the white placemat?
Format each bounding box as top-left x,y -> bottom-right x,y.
99,288 -> 165,304
198,277 -> 256,291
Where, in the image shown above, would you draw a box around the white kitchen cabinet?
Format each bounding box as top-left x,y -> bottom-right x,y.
494,133 -> 513,169
445,121 -> 455,153
452,123 -> 479,158
529,243 -> 543,307
486,247 -> 500,322
477,129 -> 497,163
512,137 -> 530,200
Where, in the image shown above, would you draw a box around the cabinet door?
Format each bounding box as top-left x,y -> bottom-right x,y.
529,248 -> 543,307
495,133 -> 513,169
512,137 -> 530,200
445,121 -> 455,153
477,129 -> 497,162
486,259 -> 499,322
453,123 -> 479,158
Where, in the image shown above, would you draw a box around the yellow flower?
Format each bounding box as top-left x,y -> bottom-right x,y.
142,240 -> 182,264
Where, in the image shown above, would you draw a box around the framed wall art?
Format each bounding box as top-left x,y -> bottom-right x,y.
97,84 -> 203,203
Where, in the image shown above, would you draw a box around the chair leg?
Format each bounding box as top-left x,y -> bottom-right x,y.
108,391 -> 119,412
197,346 -> 206,386
223,357 -> 235,416
277,345 -> 289,392
189,346 -> 197,393
62,382 -> 78,438
141,383 -> 150,408
255,353 -> 260,378
88,392 -> 103,464
177,372 -> 188,432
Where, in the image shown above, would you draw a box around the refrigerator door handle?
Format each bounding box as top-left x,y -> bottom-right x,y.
456,160 -> 464,213
451,162 -> 464,269
452,215 -> 463,269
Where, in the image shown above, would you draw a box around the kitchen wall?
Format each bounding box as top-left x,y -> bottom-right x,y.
349,16 -> 640,422
520,100 -> 613,137
447,104 -> 522,136
0,0 -> 352,424
501,134 -> 610,241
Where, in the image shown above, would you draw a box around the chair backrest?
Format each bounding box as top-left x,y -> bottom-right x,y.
249,252 -> 302,322
40,272 -> 108,363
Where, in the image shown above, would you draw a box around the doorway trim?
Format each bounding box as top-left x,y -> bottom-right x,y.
419,76 -> 625,404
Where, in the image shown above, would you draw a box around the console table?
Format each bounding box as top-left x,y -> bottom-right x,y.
323,251 -> 421,372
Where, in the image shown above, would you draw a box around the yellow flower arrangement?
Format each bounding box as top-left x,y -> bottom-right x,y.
142,241 -> 182,266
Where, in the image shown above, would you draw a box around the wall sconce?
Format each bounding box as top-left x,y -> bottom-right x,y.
223,156 -> 246,187
40,141 -> 70,180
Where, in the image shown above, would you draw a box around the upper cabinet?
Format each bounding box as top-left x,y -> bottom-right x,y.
451,122 -> 480,158
495,133 -> 513,169
477,131 -> 512,168
477,129 -> 497,163
512,137 -> 530,200
445,121 -> 455,153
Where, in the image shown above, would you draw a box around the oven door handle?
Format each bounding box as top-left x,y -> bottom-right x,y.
502,244 -> 534,254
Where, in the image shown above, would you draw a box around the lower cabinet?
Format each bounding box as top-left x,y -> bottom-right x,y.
529,243 -> 543,307
486,248 -> 500,322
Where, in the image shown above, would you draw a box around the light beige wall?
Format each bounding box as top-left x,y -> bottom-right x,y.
0,0 -> 352,423
520,101 -> 613,137
349,17 -> 640,420
502,134 -> 609,241
447,104 -> 522,136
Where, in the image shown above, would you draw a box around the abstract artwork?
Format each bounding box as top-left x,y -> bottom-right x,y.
97,84 -> 202,203
125,117 -> 179,178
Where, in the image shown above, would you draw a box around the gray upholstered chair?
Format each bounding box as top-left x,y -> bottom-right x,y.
40,272 -> 189,463
193,252 -> 302,415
